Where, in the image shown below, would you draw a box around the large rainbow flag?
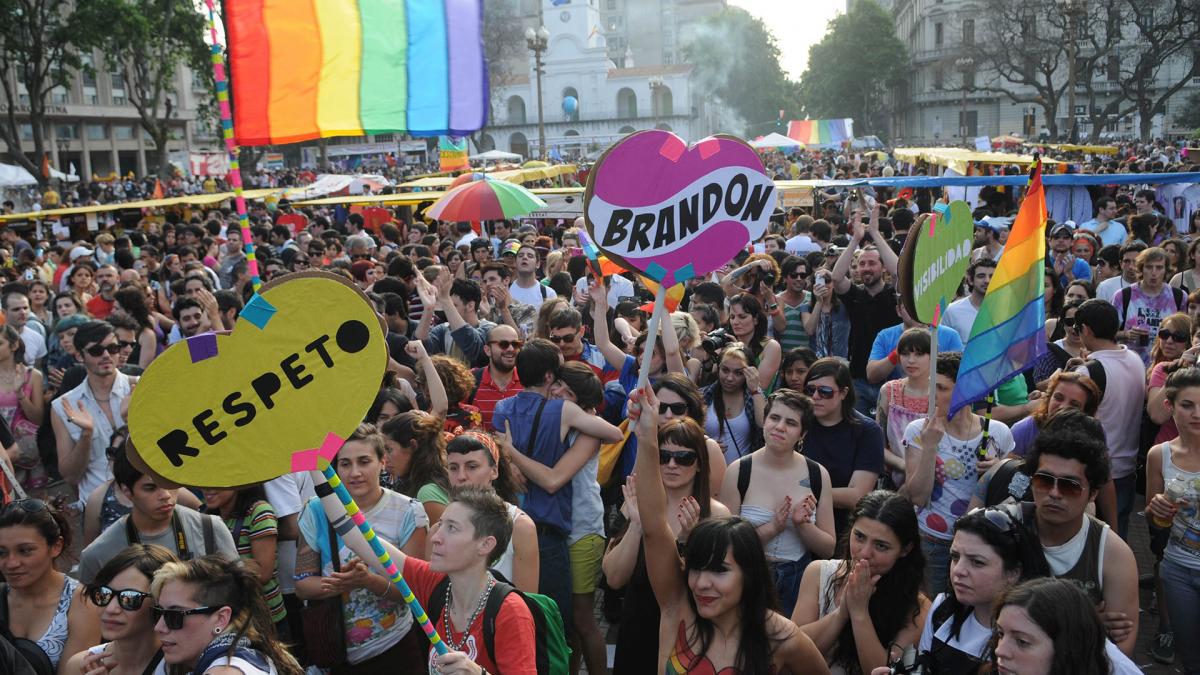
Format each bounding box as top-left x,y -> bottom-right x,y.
949,160 -> 1048,417
786,118 -> 853,148
225,0 -> 487,146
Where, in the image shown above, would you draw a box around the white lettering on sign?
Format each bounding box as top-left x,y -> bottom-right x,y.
914,240 -> 972,298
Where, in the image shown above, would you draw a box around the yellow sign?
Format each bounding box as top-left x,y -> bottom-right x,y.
778,187 -> 814,209
127,272 -> 387,487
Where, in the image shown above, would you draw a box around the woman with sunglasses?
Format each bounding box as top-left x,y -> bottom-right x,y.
626,385 -> 828,674
902,352 -> 1015,596
702,343 -> 765,465
63,544 -> 178,675
1148,312 -> 1192,375
876,328 -> 931,489
795,491 -> 928,675
295,424 -> 430,672
989,578 -> 1142,675
912,506 -> 1049,673
605,409 -> 729,672
1030,299 -> 1088,389
719,389 -> 835,617
150,556 -> 301,675
801,358 -> 886,536
654,374 -> 727,495
0,498 -> 100,673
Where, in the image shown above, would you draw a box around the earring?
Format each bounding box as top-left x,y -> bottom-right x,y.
213,627 -> 222,635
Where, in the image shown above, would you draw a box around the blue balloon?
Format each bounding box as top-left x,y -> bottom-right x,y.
562,95 -> 578,115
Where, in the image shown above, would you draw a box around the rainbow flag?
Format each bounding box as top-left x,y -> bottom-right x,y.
225,0 -> 487,146
438,136 -> 469,172
949,160 -> 1047,417
786,119 -> 853,148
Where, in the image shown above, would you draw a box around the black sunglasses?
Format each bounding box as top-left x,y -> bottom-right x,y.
116,340 -> 136,350
1031,471 -> 1085,498
1060,317 -> 1077,328
488,340 -> 523,351
789,271 -> 808,279
85,343 -> 121,357
659,449 -> 699,467
89,586 -> 152,611
968,506 -> 1016,534
548,333 -> 577,344
153,605 -> 220,630
1159,330 -> 1189,343
804,384 -> 838,400
658,402 -> 689,416
3,498 -> 48,516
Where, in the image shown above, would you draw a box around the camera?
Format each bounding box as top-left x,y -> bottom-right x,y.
759,270 -> 776,289
888,645 -> 932,674
700,327 -> 735,355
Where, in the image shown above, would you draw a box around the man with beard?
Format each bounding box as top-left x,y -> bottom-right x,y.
829,206 -> 900,414
51,321 -> 134,511
941,258 -> 997,343
85,264 -> 120,319
971,218 -> 1005,262
469,323 -> 523,429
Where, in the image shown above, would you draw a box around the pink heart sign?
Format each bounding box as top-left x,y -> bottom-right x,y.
584,130 -> 775,287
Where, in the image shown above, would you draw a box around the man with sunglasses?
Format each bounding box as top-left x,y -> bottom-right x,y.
78,441 -> 237,585
50,322 -> 135,515
777,256 -> 813,353
1015,410 -> 1140,657
470,324 -> 524,430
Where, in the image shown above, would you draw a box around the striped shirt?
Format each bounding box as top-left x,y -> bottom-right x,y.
225,501 -> 286,624
778,292 -> 812,353
472,366 -> 523,430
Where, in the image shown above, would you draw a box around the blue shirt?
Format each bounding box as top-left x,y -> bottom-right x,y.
492,391 -> 572,534
867,324 -> 965,381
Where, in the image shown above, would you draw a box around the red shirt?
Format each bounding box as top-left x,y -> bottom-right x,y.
472,367 -> 522,431
402,556 -> 537,675
86,295 -> 114,319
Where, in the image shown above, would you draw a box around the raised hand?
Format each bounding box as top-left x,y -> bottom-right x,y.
60,398 -> 95,433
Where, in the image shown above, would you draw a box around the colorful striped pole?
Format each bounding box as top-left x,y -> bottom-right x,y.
314,458 -> 449,655
202,0 -> 261,291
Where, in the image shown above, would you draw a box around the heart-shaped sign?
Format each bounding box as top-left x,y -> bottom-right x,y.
898,200 -> 975,325
584,130 -> 775,287
127,272 -> 387,488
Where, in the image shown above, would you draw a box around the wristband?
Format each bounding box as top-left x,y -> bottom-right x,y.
887,349 -> 900,365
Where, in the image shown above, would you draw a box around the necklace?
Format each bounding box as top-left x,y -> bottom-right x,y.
442,574 -> 495,652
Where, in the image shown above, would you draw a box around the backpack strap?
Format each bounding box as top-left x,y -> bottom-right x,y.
1120,285 -> 1133,322
984,458 -> 1024,507
426,576 -> 451,636
737,455 -> 753,503
202,513 -> 215,555
481,580 -> 517,668
539,284 -> 547,301
1172,285 -> 1186,310
1083,359 -> 1106,393
804,457 -> 823,503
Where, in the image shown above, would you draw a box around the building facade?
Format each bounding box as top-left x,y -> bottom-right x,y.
890,0 -> 1200,143
482,0 -> 735,159
1,54 -> 218,179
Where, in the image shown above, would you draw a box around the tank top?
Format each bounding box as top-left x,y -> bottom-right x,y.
1159,443 -> 1200,569
492,502 -> 520,583
665,621 -> 742,675
0,368 -> 36,439
882,378 -> 927,488
613,540 -> 663,673
1038,513 -> 1107,605
99,482 -> 132,534
705,405 -> 752,464
36,576 -> 80,669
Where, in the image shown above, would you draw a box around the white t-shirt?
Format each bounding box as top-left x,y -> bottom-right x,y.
20,325 -> 46,366
1095,275 -> 1133,303
574,274 -> 635,308
919,593 -> 992,661
941,296 -> 981,343
785,234 -> 821,255
509,280 -> 556,309
263,473 -> 315,595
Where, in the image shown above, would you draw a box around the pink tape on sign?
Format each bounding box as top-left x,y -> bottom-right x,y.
697,137 -> 721,159
289,432 -> 345,473
928,213 -> 938,237
657,135 -> 685,162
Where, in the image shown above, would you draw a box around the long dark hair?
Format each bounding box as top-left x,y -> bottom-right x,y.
683,517 -> 783,674
381,411 -> 449,498
989,578 -> 1108,674
727,293 -> 768,365
0,498 -> 72,558
937,505 -> 1050,642
825,491 -> 925,674
804,357 -> 856,423
90,543 -> 178,594
114,285 -> 154,331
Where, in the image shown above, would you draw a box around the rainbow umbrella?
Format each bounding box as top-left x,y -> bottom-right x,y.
425,175 -> 547,222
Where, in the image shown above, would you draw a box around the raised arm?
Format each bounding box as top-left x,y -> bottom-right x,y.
631,386 -> 688,609
661,311 -> 687,375
589,278 -> 628,371
560,399 -> 623,443
865,204 -> 898,278
405,340 -> 447,417
413,272 -> 439,342
901,413 -> 942,508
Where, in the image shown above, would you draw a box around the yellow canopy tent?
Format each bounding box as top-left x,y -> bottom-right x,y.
893,148 -> 1061,174
0,189 -> 282,222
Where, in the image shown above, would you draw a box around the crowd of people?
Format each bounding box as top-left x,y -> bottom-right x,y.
0,145 -> 1196,675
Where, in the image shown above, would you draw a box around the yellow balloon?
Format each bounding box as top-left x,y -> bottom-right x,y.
127,273 -> 387,487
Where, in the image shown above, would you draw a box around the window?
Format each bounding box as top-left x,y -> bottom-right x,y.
958,110 -> 978,137
962,19 -> 974,45
111,70 -> 126,105
933,66 -> 944,89
81,55 -> 96,87
84,87 -> 98,105
606,0 -> 616,8
19,124 -> 33,141
56,124 -> 78,140
50,86 -> 68,104
113,125 -> 135,140
1107,54 -> 1120,81
86,124 -> 107,140
935,22 -> 944,47
963,66 -> 975,89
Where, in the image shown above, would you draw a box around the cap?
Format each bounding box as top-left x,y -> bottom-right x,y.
1050,223 -> 1073,237
500,239 -> 522,256
69,245 -> 92,262
54,313 -> 91,334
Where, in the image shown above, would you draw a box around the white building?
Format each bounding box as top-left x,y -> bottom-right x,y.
890,0 -> 1200,143
480,0 -> 736,160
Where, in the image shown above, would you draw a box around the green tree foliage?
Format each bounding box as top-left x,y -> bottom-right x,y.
1180,91 -> 1200,133
798,0 -> 907,138
680,7 -> 802,136
85,0 -> 211,178
0,0 -> 102,186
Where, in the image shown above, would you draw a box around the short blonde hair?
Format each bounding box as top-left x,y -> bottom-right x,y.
671,311 -> 700,349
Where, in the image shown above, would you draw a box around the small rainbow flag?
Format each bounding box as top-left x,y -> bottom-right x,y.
949,160 -> 1048,417
786,118 -> 853,148
438,136 -> 469,172
225,0 -> 487,146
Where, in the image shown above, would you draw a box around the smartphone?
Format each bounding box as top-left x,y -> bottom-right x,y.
815,275 -> 826,288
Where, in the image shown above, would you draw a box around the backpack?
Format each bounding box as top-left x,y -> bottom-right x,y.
0,586 -> 54,675
982,458 -> 1033,507
427,577 -> 570,675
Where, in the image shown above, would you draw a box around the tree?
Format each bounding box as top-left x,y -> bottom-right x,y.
797,0 -> 908,139
0,0 -> 100,187
1112,0 -> 1200,140
473,0 -> 524,150
681,7 -> 803,137
1180,91 -> 1200,133
87,0 -> 211,178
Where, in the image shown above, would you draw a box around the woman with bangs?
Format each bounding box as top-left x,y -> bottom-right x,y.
726,292 -> 781,392
1006,370 -> 1102,459
876,328 -> 932,489
605,412 -> 730,672
627,385 -> 827,674
1147,317 -> 1200,447
794,491 -> 928,675
719,389 -> 835,617
654,373 -> 727,496
1148,312 -> 1193,375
